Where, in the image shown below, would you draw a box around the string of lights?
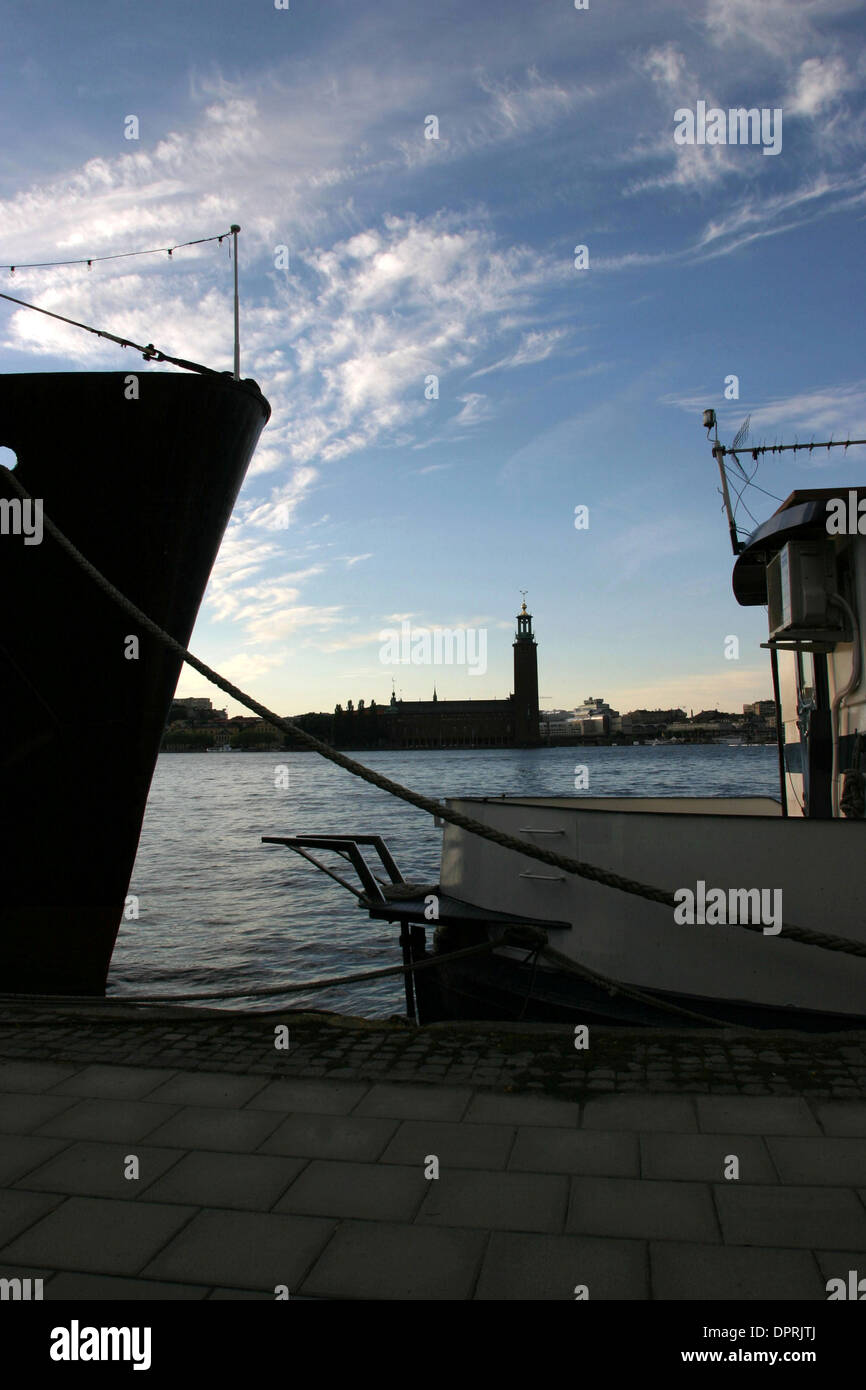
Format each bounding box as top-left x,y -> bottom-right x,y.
0,223 -> 242,376
2,228 -> 235,274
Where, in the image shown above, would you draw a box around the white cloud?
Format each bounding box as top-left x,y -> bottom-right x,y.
785,56 -> 851,117
470,327 -> 570,377
478,66 -> 584,132
642,44 -> 688,92
662,380 -> 866,459
453,392 -> 493,426
745,382 -> 866,443
703,0 -> 860,59
662,166 -> 866,261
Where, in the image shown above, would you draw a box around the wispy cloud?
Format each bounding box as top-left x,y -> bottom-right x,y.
662,380 -> 866,449
470,327 -> 570,377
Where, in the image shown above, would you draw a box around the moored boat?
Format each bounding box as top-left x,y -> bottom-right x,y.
1,370 -> 270,994
268,417 -> 866,1029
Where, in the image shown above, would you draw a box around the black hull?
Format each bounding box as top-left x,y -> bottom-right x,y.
0,371 -> 269,994
414,941 -> 866,1033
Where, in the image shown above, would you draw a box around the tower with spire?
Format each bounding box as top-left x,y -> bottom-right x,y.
513,592 -> 540,746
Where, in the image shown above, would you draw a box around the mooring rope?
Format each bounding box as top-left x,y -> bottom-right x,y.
0,937 -> 501,1005
3,465 -> 866,977
0,291 -> 219,376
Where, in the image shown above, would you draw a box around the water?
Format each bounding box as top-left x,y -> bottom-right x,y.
112,745 -> 780,1016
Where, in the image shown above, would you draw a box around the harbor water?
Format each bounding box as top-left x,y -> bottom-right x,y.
113,745 -> 780,1016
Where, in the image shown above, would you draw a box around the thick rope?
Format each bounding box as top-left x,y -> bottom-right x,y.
0,292 -> 219,376
0,937 -> 501,1005
3,464 -> 865,968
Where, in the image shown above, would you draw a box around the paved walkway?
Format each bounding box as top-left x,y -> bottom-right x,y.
2,1047 -> 866,1299
2,1003 -> 866,1098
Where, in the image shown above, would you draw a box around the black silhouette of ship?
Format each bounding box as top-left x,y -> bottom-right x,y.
0,370 -> 270,994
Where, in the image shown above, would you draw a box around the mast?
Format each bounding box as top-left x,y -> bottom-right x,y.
231,224 -> 241,380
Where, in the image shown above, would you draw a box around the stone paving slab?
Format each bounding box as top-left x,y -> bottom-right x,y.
48,1065 -> 177,1100
814,1250 -> 866,1286
379,1118 -> 514,1170
509,1126 -> 639,1177
33,1098 -> 180,1143
463,1092 -> 581,1127
1,1195 -> 197,1275
141,1208 -> 335,1290
16,1141 -> 185,1201
259,1113 -> 398,1162
0,1092 -> 78,1134
581,1096 -> 698,1132
142,1151 -> 305,1211
474,1230 -> 649,1300
766,1136 -> 866,1185
297,1219 -> 487,1301
245,1079 -> 368,1115
640,1133 -> 778,1183
714,1184 -> 866,1249
812,1102 -> 866,1135
0,1134 -> 70,1186
0,1062 -> 81,1093
273,1160 -> 426,1222
143,1072 -> 270,1109
417,1169 -> 568,1234
566,1176 -> 719,1243
696,1096 -> 823,1135
0,1190 -> 65,1247
354,1082 -> 472,1121
649,1242 -> 827,1300
44,1271 -> 210,1300
143,1105 -> 283,1153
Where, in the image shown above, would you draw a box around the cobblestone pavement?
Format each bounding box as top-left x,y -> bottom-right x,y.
1,1002 -> 866,1100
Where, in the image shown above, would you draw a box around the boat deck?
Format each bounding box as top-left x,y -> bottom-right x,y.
1,1004 -> 865,1300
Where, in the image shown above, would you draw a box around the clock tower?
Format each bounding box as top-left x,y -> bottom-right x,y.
513,596 -> 540,746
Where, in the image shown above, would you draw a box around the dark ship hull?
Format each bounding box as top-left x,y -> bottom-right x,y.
0,371 -> 270,995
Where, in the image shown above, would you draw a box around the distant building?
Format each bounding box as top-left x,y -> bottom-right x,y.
573,697 -> 618,720
624,708 -> 687,738
173,697 -> 213,712
299,601 -> 542,749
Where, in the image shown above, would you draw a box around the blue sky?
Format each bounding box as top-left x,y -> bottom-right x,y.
2,0 -> 865,717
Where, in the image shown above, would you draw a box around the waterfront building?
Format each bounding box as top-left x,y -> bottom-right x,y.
304,601 -> 542,750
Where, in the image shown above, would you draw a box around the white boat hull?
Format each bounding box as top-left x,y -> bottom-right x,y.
437,796 -> 866,1024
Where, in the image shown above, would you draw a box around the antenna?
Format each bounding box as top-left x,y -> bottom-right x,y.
703,408 -> 866,556
703,408 -> 742,556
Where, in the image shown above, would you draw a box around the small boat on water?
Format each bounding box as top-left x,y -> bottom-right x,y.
270,414 -> 866,1029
